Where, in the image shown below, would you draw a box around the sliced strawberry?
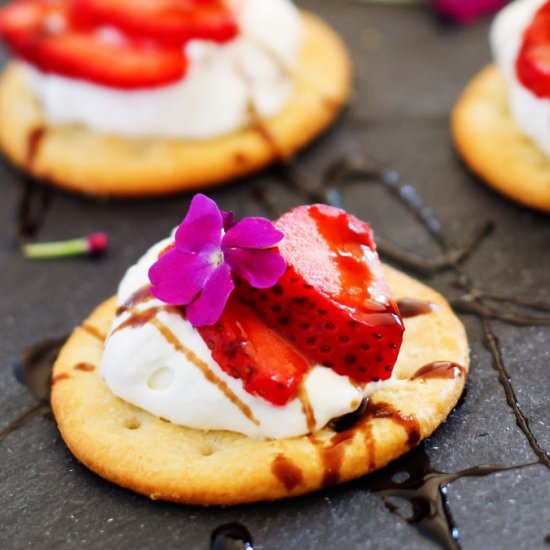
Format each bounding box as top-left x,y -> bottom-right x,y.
517,3 -> 550,97
236,205 -> 404,384
37,32 -> 187,89
198,296 -> 311,406
0,0 -> 188,89
71,0 -> 239,46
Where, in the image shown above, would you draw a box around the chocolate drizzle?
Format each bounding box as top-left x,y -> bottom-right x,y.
252,153 -> 550,546
210,522 -> 254,550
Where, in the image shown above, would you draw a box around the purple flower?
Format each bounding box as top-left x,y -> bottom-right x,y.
148,194 -> 286,327
432,0 -> 508,24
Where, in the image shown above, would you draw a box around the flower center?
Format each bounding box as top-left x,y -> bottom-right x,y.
210,249 -> 224,267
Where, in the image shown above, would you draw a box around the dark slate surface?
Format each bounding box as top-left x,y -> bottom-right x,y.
1,1 -> 549,549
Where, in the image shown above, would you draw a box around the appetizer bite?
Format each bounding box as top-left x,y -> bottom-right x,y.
51,197 -> 469,504
453,0 -> 550,212
0,0 -> 351,196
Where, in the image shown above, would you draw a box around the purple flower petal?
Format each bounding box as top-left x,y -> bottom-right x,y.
222,217 -> 284,250
175,194 -> 223,253
148,249 -> 213,305
225,248 -> 286,289
186,263 -> 235,327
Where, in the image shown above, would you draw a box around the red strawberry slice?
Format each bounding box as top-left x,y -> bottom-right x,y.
517,3 -> 550,97
198,296 -> 311,406
236,204 -> 404,384
71,0 -> 239,46
0,0 -> 188,89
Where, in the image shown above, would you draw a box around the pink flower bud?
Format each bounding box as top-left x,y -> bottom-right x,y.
86,233 -> 108,254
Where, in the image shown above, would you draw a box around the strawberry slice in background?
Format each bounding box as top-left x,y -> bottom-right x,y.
236,205 -> 404,384
71,0 -> 239,46
517,3 -> 550,98
0,0 -> 188,89
198,296 -> 311,406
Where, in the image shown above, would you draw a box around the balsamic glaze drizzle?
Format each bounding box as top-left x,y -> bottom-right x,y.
252,153 -> 550,548
0,335 -> 66,442
16,176 -> 54,245
363,445 -> 538,550
210,522 -> 254,550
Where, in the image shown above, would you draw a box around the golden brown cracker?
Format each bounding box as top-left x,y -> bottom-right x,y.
51,265 -> 469,505
0,12 -> 351,197
452,64 -> 550,213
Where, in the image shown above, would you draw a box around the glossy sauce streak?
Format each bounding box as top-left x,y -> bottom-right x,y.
397,298 -> 436,318
320,431 -> 356,487
17,335 -> 68,402
308,205 -> 375,312
80,323 -> 106,341
16,176 -> 54,244
27,126 -> 46,166
116,285 -> 154,315
271,454 -> 303,490
298,384 -> 316,433
314,400 -> 420,487
364,444 -> 537,550
362,422 -> 376,470
113,305 -> 179,334
412,361 -> 465,381
210,522 -> 254,550
150,317 -> 260,426
366,401 -> 421,448
313,405 -> 366,487
246,98 -> 281,159
50,372 -> 70,386
328,397 -> 368,432
73,362 -> 95,372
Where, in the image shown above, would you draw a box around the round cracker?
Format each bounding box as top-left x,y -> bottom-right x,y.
0,12 -> 351,197
51,265 -> 469,505
452,64 -> 550,213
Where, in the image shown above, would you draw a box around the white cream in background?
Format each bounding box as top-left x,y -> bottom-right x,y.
491,0 -> 550,156
23,0 -> 301,140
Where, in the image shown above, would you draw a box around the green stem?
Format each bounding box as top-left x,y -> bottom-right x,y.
23,238 -> 87,259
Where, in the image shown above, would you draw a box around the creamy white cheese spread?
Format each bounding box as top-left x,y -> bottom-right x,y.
23,0 -> 301,140
100,237 -> 390,440
491,0 -> 550,156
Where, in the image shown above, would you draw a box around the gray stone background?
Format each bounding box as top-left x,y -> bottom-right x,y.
1,1 -> 549,548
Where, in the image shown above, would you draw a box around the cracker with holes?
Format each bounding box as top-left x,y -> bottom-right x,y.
452,0 -> 550,213
51,198 -> 469,504
0,0 -> 350,197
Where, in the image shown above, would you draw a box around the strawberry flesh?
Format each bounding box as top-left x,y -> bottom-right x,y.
198,296 -> 311,406
517,3 -> 550,97
236,205 -> 404,384
0,0 -> 190,89
71,0 -> 239,46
